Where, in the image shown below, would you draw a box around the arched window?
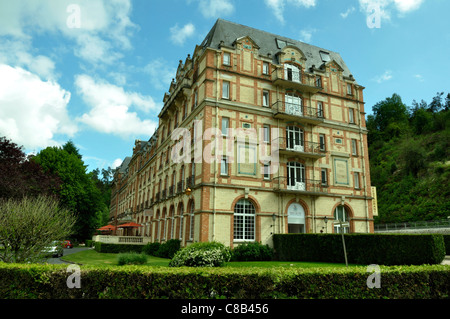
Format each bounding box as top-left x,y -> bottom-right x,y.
334,206 -> 350,233
288,202 -> 305,233
284,63 -> 301,83
234,199 -> 256,241
286,126 -> 304,151
287,162 -> 305,190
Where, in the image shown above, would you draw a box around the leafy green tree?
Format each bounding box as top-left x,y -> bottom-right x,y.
370,93 -> 410,141
0,137 -> 61,199
33,142 -> 105,242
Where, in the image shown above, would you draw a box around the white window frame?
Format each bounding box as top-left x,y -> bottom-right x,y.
351,139 -> 358,156
287,162 -> 305,188
317,101 -> 324,118
354,172 -> 360,189
334,206 -> 349,233
233,199 -> 256,241
262,90 -> 269,107
221,156 -> 228,176
263,163 -> 270,180
349,108 -> 355,123
262,62 -> 269,75
222,117 -> 229,136
263,124 -> 270,143
223,52 -> 231,66
222,81 -> 230,99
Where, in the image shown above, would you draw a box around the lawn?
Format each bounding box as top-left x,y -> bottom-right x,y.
62,249 -> 355,268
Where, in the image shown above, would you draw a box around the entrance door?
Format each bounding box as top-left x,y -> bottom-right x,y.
288,202 -> 305,233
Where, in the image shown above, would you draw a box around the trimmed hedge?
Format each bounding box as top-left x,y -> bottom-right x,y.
231,242 -> 274,261
273,233 -> 446,265
0,263 -> 449,299
94,242 -> 143,254
443,235 -> 450,255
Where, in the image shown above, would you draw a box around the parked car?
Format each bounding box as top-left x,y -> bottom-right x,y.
61,240 -> 73,248
42,241 -> 64,258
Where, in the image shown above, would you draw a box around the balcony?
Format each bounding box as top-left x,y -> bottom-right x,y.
273,177 -> 328,195
272,101 -> 324,125
272,69 -> 322,94
186,175 -> 195,189
275,137 -> 326,160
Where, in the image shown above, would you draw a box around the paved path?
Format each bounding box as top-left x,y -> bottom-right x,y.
45,247 -> 91,264
441,256 -> 450,265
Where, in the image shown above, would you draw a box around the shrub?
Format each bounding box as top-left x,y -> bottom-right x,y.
94,242 -> 143,254
231,242 -> 274,261
142,242 -> 161,256
117,252 -> 148,265
1,263 -> 449,299
273,233 -> 446,265
169,241 -> 231,267
155,239 -> 181,259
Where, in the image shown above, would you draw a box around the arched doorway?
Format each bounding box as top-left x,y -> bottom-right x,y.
287,202 -> 305,233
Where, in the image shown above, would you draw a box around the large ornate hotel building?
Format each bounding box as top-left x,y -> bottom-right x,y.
109,19 -> 377,247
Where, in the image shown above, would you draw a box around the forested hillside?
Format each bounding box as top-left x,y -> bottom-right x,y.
367,92 -> 450,224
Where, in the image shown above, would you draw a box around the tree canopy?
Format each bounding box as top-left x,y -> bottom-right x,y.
368,92 -> 450,224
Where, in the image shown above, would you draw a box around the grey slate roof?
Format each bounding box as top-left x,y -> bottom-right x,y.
202,19 -> 354,80
118,156 -> 131,174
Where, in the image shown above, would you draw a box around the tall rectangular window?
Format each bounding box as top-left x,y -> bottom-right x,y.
354,172 -> 360,189
351,139 -> 358,156
262,62 -> 269,75
347,83 -> 352,95
223,52 -> 231,66
262,90 -> 269,107
317,101 -> 324,118
349,108 -> 355,123
221,117 -> 229,136
321,168 -> 328,185
263,124 -> 270,143
264,163 -> 270,180
319,134 -> 326,151
222,81 -> 230,99
221,156 -> 228,175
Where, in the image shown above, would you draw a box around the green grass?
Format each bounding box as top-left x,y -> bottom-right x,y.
62,249 -> 356,268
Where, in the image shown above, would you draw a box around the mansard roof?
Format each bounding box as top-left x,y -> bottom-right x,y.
202,19 -> 355,81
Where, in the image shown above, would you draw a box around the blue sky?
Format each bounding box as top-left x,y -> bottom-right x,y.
0,0 -> 449,172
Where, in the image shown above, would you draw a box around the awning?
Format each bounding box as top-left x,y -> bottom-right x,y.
117,222 -> 142,228
97,225 -> 117,231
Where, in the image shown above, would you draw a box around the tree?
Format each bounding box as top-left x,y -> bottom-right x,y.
0,196 -> 76,263
33,142 -> 105,242
0,137 -> 61,199
369,93 -> 410,142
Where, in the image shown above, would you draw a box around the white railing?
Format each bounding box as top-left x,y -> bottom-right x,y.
92,235 -> 151,245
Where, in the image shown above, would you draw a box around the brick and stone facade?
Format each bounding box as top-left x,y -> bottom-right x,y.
109,19 -> 377,248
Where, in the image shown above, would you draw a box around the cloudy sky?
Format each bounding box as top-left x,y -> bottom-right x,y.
0,0 -> 448,171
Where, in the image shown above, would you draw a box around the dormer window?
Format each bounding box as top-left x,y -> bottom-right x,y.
319,51 -> 331,62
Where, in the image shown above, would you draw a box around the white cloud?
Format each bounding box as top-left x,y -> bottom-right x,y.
358,0 -> 425,23
170,23 -> 196,46
394,0 -> 424,12
341,6 -> 356,18
414,74 -> 424,82
112,158 -> 123,169
299,28 -> 316,43
193,0 -> 235,18
0,0 -> 137,66
373,70 -> 393,83
75,74 -> 159,138
0,64 -> 76,149
265,0 -> 316,23
144,59 -> 177,91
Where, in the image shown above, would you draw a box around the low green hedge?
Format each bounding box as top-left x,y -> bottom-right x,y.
443,235 -> 450,255
0,263 -> 448,299
273,233 -> 446,265
94,242 -> 143,254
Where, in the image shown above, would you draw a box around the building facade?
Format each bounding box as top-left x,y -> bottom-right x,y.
109,19 -> 377,248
